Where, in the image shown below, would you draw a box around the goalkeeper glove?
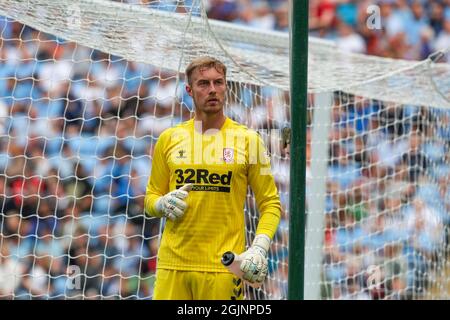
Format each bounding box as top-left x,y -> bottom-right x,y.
238,234 -> 271,285
154,184 -> 192,221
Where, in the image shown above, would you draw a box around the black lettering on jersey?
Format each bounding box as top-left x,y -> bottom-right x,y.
177,185 -> 230,192
209,173 -> 220,184
197,169 -> 209,184
221,171 -> 232,185
175,169 -> 184,184
185,169 -> 196,184
174,169 -> 232,192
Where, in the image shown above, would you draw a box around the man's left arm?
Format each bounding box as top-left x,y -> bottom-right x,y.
238,132 -> 281,285
248,133 -> 281,239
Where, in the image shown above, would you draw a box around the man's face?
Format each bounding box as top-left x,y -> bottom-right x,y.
186,66 -> 226,115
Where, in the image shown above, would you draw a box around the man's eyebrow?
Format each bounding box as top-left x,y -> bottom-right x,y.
197,76 -> 225,81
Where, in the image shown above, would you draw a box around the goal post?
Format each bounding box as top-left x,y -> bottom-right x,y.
304,92 -> 333,300
288,0 -> 308,301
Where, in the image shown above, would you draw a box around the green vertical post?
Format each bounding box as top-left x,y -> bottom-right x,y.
288,0 -> 308,300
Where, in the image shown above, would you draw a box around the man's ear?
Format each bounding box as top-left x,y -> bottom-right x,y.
186,84 -> 193,97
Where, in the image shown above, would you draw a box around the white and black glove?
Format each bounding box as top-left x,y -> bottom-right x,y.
154,184 -> 193,221
239,234 -> 271,285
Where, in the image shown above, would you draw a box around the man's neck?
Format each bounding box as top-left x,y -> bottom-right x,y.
194,112 -> 227,133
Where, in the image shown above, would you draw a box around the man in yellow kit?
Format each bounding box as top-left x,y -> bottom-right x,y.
144,56 -> 281,300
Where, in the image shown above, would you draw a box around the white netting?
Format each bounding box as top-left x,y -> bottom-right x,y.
309,93 -> 450,299
0,0 -> 290,299
2,0 -> 450,108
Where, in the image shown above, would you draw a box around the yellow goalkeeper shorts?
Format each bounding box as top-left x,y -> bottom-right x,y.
153,268 -> 244,300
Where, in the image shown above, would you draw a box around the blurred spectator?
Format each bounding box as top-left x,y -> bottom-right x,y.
206,0 -> 239,22
400,131 -> 429,183
340,277 -> 371,300
244,1 -> 275,30
403,198 -> 444,297
328,144 -> 362,189
434,18 -> 450,62
21,257 -> 51,299
430,1 -> 445,36
405,198 -> 444,254
335,21 -> 366,53
0,237 -> 26,299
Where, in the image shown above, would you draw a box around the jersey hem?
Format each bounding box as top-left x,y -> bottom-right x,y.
156,264 -> 231,273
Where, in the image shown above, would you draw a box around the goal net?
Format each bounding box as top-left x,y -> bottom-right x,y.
0,0 -> 449,300
306,49 -> 450,299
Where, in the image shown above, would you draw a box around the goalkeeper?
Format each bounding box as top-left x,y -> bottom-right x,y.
144,56 -> 281,300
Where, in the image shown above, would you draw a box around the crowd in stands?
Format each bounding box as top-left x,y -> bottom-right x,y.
203,0 -> 450,61
320,95 -> 450,299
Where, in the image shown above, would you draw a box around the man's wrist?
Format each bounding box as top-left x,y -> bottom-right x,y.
154,197 -> 165,216
154,197 -> 162,212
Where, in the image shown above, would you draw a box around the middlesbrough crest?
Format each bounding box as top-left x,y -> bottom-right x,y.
223,148 -> 234,163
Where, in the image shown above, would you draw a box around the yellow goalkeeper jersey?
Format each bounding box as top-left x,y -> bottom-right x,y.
144,117 -> 281,272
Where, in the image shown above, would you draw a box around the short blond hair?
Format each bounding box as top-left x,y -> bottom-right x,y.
185,56 -> 227,86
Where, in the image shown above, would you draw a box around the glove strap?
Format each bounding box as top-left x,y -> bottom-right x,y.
252,234 -> 271,254
155,197 -> 164,214
155,196 -> 170,218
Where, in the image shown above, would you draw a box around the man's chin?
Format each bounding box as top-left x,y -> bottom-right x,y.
203,105 -> 223,114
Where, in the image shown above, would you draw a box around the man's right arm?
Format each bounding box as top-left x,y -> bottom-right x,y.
144,133 -> 170,218
144,132 -> 192,220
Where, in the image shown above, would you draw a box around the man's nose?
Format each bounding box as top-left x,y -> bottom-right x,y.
208,81 -> 217,93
